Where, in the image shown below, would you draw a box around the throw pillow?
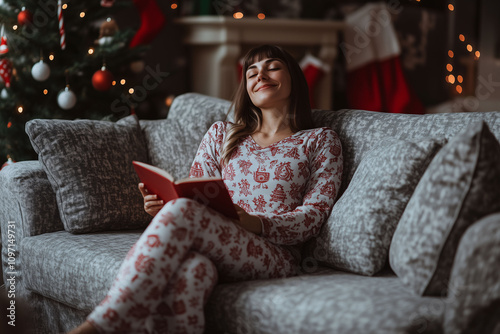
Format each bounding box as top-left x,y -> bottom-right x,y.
141,119 -> 200,181
389,121 -> 500,296
26,115 -> 151,233
311,137 -> 444,276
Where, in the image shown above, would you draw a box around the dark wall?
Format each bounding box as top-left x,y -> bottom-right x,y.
115,0 -> 481,114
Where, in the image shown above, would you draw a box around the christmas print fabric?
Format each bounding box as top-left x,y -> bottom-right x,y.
190,121 -> 343,245
88,198 -> 297,333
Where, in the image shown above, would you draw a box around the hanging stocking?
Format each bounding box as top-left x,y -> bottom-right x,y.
344,3 -> 424,114
129,0 -> 166,48
300,53 -> 328,109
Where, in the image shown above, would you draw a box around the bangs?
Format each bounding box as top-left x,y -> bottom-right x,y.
244,45 -> 286,71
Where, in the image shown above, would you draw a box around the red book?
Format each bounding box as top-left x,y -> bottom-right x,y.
132,161 -> 239,221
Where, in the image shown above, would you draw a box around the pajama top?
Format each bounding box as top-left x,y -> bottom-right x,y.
189,121 -> 343,247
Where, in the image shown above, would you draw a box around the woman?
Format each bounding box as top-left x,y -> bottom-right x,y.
69,44 -> 343,334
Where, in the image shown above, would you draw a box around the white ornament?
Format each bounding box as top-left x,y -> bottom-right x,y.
57,86 -> 77,110
97,36 -> 114,45
31,60 -> 51,81
0,88 -> 8,99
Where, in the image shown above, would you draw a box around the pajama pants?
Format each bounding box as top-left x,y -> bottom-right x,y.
87,198 -> 299,333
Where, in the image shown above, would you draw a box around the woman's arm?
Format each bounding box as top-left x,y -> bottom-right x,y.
188,121 -> 225,178
254,130 -> 343,245
233,204 -> 262,234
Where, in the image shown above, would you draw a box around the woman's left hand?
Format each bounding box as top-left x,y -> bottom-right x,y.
233,204 -> 262,235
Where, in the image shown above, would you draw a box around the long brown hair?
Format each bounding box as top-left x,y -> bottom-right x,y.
221,45 -> 314,165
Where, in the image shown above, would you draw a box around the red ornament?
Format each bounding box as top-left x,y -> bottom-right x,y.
92,66 -> 114,91
17,8 -> 33,26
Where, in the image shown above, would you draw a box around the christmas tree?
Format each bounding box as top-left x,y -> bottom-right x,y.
0,0 -> 165,164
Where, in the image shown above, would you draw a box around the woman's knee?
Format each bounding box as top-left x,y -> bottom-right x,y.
184,252 -> 218,287
163,198 -> 208,217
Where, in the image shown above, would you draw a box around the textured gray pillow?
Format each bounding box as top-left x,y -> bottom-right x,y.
141,119 -> 199,180
389,121 -> 500,296
26,115 -> 151,233
312,137 -> 444,276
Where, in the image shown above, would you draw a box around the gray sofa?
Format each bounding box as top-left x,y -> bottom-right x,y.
1,92 -> 499,334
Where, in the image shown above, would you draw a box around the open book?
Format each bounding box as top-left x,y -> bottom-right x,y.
132,161 -> 239,221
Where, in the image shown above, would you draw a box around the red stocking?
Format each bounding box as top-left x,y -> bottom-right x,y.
129,0 -> 166,48
300,54 -> 328,109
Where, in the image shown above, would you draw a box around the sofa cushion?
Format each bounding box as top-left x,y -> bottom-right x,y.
312,108 -> 500,198
25,115 -> 150,233
311,137 -> 443,276
206,268 -> 443,334
21,230 -> 140,311
141,119 -> 202,181
140,94 -> 231,180
389,121 -> 500,296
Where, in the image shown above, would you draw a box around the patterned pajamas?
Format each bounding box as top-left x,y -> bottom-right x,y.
88,121 -> 343,333
88,198 -> 298,333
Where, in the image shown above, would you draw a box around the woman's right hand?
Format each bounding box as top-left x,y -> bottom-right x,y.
138,183 -> 164,217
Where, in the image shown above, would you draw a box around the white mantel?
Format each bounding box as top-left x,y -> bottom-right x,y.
176,16 -> 345,110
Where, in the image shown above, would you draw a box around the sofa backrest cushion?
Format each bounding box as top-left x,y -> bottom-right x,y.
140,93 -> 231,180
25,115 -> 151,234
311,136 -> 445,276
389,121 -> 500,296
312,109 -> 500,196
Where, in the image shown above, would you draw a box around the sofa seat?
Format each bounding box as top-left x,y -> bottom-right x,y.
206,268 -> 443,334
21,230 -> 142,311
22,229 -> 443,334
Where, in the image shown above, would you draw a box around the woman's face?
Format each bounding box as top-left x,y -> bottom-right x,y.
246,57 -> 292,111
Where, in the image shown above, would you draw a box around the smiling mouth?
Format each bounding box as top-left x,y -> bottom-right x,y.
256,84 -> 276,92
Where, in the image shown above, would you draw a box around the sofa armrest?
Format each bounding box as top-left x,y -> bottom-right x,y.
1,161 -> 64,284
444,213 -> 500,334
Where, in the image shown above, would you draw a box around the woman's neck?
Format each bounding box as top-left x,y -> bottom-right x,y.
256,106 -> 292,136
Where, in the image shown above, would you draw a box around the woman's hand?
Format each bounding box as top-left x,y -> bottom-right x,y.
138,183 -> 164,217
233,204 -> 262,235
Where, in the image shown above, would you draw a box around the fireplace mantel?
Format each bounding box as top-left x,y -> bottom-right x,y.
176,16 -> 345,110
